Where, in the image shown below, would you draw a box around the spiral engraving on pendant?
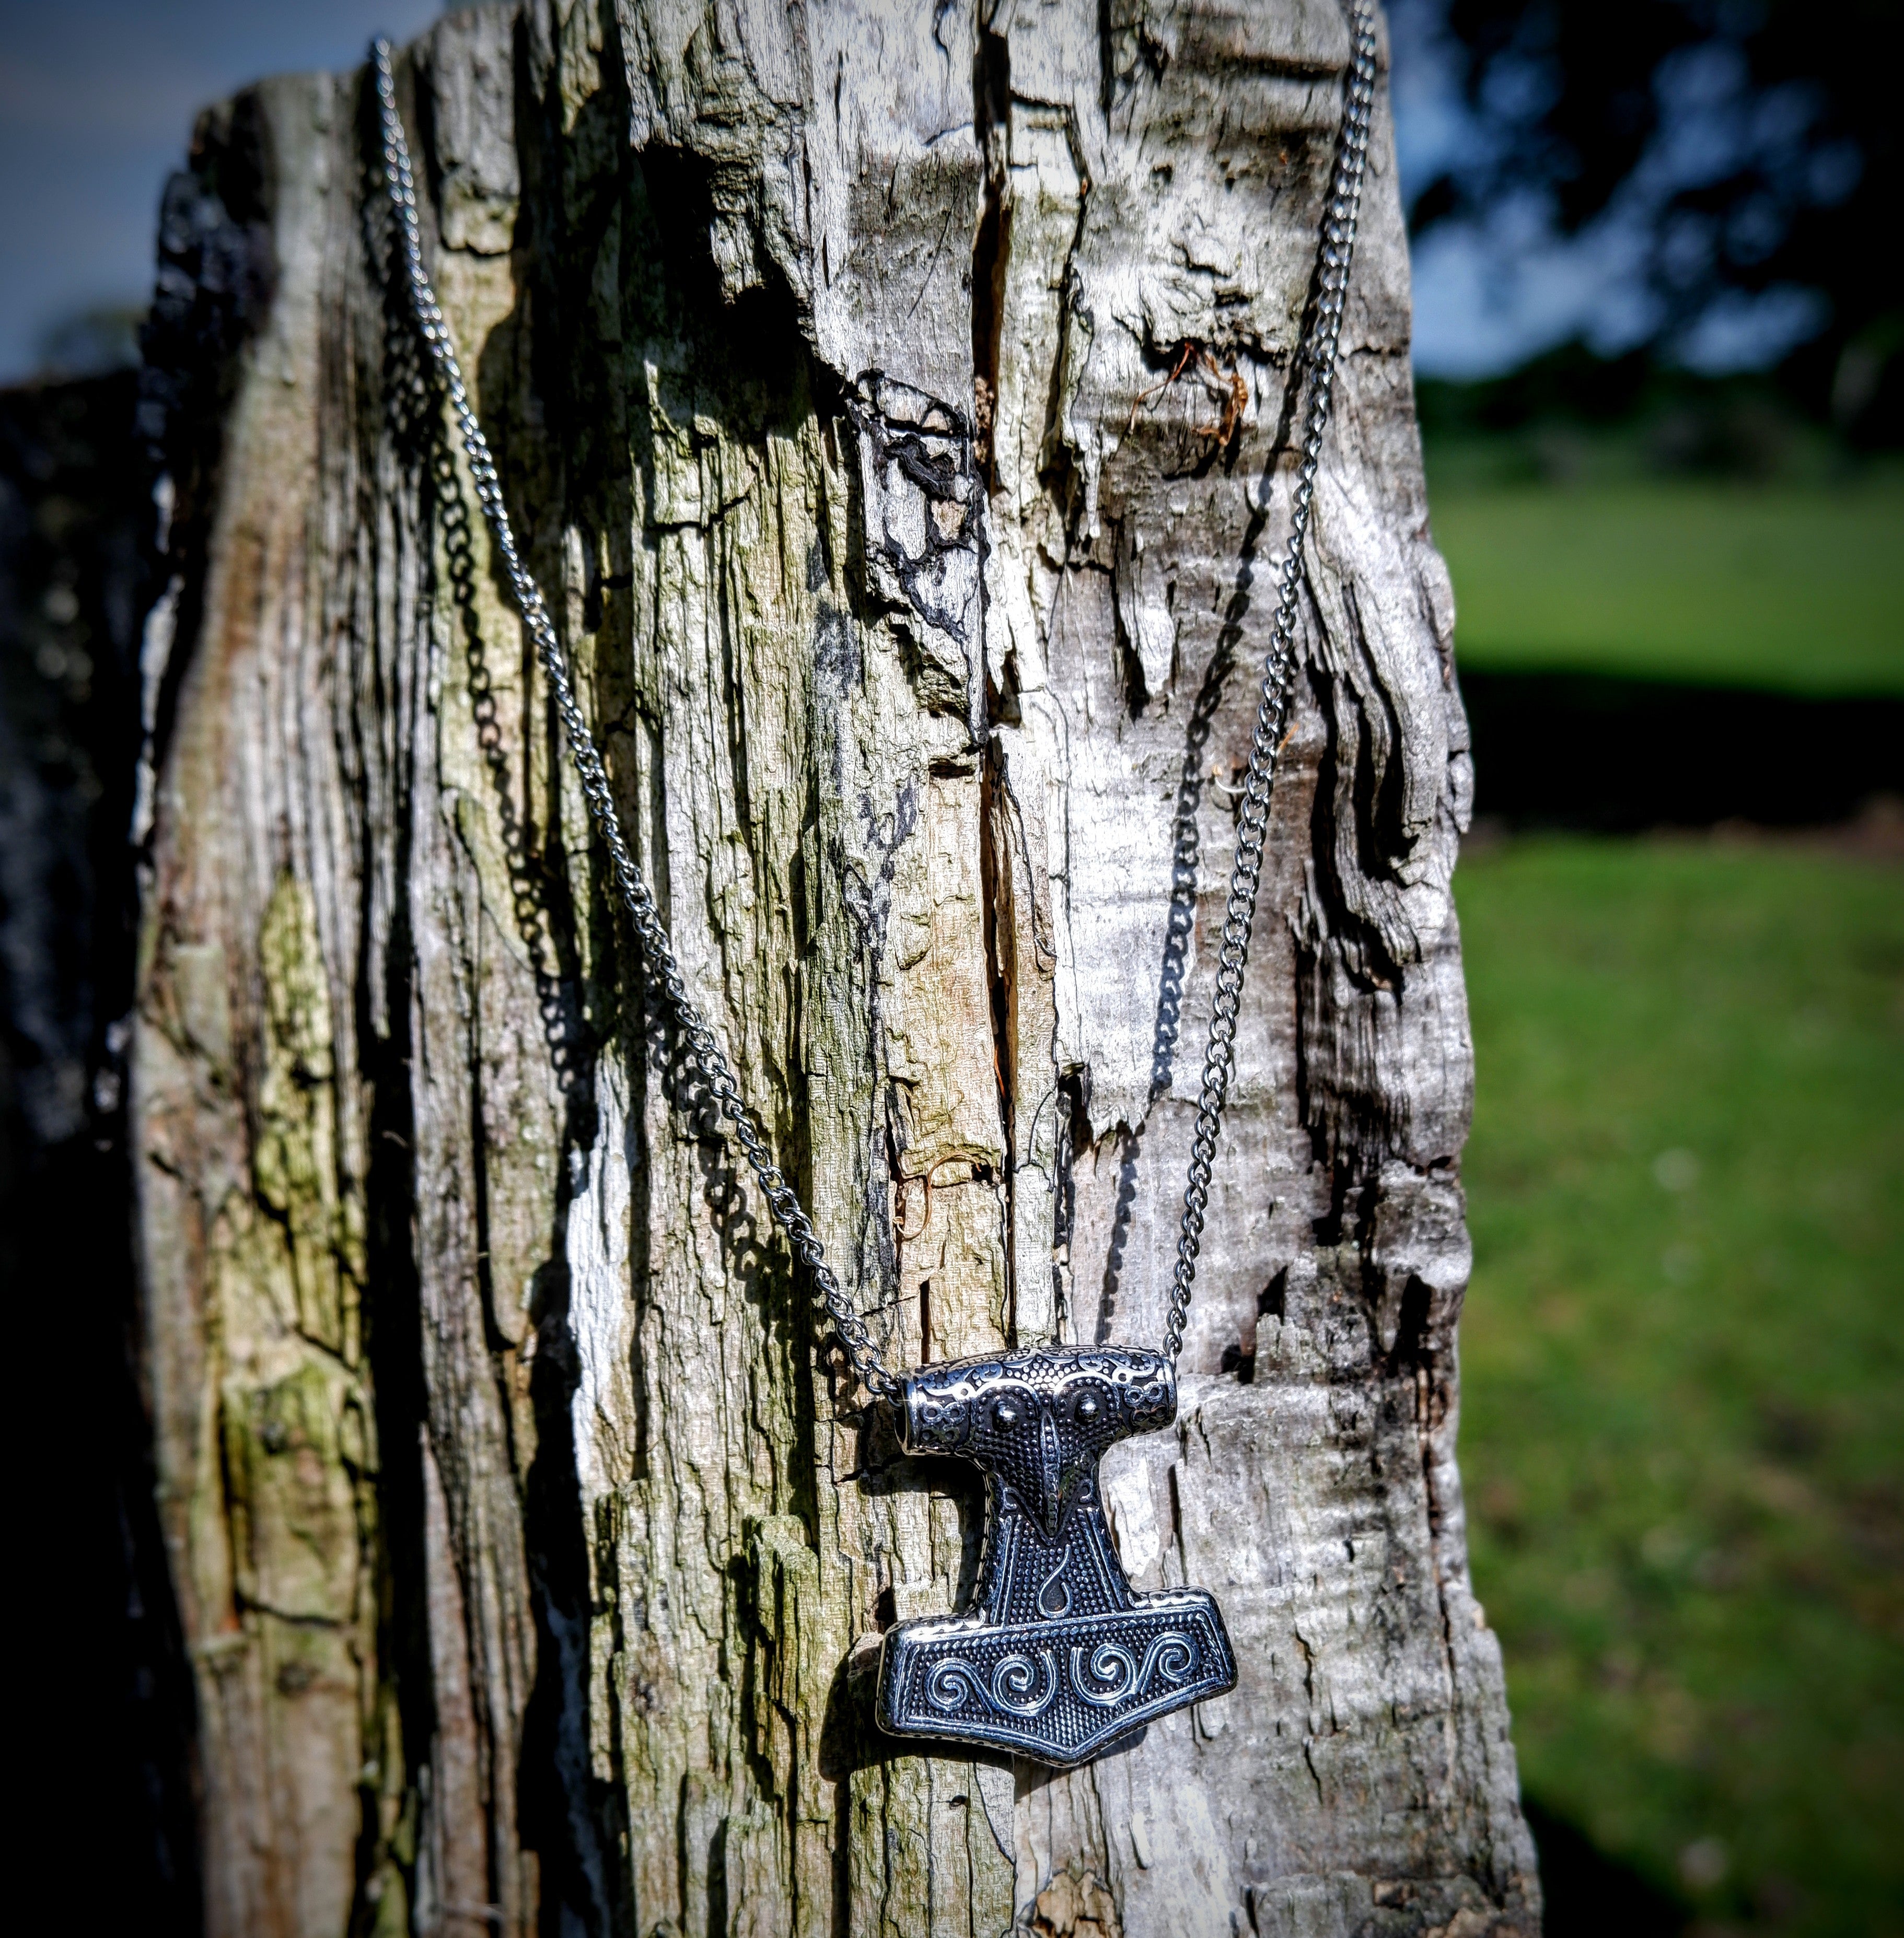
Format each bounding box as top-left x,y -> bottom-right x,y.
1141,1631 -> 1198,1688
1071,1642 -> 1139,1708
1070,1630 -> 1199,1708
926,1650 -> 1059,1718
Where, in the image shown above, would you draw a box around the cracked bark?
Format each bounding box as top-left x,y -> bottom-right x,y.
130,2 -> 1539,1933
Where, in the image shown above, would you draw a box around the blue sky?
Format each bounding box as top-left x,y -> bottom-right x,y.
0,0 -> 1789,387
0,0 -> 440,382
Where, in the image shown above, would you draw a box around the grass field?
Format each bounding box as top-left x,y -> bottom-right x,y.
1454,836 -> 1904,1933
1427,482 -> 1904,694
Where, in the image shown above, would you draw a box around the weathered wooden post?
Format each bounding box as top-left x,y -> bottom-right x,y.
131,2 -> 1537,1931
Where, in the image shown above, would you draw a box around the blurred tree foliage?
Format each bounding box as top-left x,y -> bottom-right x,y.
1413,339 -> 1851,480
1407,0 -> 1901,445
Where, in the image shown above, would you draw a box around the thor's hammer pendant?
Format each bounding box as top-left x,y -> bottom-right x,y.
876,1345 -> 1237,1767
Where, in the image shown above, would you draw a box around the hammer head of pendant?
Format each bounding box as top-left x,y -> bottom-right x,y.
897,1346 -> 1176,1542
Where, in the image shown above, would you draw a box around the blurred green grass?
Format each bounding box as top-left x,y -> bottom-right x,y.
1429,483 -> 1904,693
1455,836 -> 1904,1934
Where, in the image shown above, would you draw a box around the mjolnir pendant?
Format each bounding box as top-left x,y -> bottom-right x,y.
877,1345 -> 1237,1766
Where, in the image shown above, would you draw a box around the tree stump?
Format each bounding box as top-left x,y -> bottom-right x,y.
131,2 -> 1539,1932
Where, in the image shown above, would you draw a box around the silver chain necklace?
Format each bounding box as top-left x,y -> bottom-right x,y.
374,4 -> 1375,1767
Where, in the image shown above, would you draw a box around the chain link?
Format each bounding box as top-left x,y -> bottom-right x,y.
371,38 -> 902,1402
1160,0 -> 1378,1364
372,0 -> 1374,1392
